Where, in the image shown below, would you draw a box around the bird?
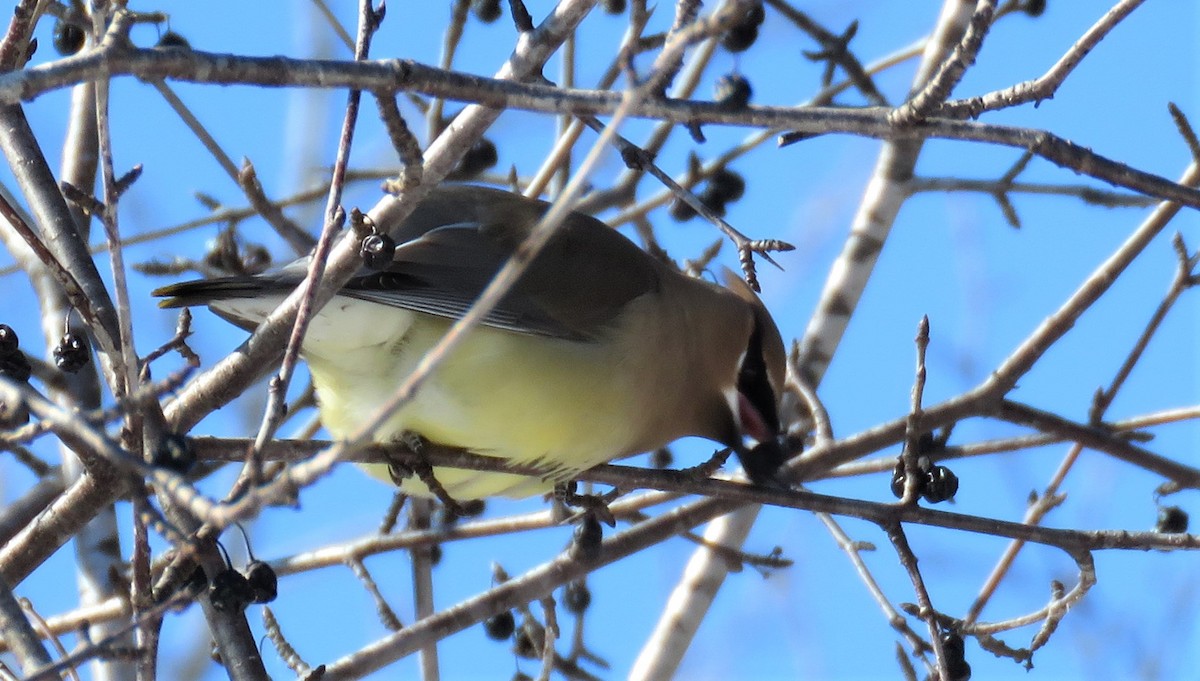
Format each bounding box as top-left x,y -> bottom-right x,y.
154,184 -> 788,500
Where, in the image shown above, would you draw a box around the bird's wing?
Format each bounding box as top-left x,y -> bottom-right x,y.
342,212 -> 663,341
155,185 -> 666,342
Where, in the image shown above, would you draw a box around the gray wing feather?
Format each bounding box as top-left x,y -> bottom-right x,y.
156,185 -> 665,342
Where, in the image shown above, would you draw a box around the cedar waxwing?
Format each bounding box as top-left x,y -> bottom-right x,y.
155,184 -> 788,499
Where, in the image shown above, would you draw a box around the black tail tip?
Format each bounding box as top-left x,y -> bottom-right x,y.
151,284 -> 189,309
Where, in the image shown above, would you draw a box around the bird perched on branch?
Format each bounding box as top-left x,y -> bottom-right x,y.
155,184 -> 787,499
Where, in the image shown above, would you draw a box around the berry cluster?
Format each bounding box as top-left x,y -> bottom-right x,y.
200,536 -> 279,614
670,168 -> 746,222
208,559 -> 278,613
53,330 -> 90,373
890,449 -> 959,505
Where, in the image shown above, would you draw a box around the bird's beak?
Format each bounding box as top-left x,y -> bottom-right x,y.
716,267 -> 788,486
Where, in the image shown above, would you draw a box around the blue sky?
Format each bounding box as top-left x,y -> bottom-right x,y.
3,1 -> 1199,679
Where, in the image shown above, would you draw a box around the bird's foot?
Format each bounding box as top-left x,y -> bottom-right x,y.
555,483 -> 614,564
554,481 -> 616,527
388,431 -> 468,518
383,430 -> 423,484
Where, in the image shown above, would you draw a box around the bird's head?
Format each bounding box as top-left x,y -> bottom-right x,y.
708,269 -> 789,486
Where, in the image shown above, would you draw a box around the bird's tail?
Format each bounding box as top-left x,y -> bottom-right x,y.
153,271 -> 303,331
152,275 -> 283,309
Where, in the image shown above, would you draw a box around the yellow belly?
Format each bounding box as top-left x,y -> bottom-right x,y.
303,304 -> 643,499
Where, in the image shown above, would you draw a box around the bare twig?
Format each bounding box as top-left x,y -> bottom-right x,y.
410,498 -> 440,681
150,80 -> 315,255
0,574 -> 53,674
890,0 -> 997,125
885,522 -> 948,680
936,0 -> 1149,119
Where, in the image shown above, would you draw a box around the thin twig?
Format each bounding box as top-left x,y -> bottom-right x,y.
247,0 -> 382,487
410,499 -> 440,681
890,0 -> 997,125
936,0 -> 1149,119
817,513 -> 931,658
150,80 -> 315,255
0,573 -> 54,674
885,522 -> 949,680
899,316 -> 930,503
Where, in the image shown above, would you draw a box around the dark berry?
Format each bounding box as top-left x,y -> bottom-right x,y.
1157,506 -> 1189,534
209,569 -> 253,613
483,610 -> 515,640
744,3 -> 766,26
450,138 -> 498,179
0,324 -> 19,355
151,433 -> 196,475
915,431 -> 939,454
202,228 -> 252,274
668,197 -> 698,222
0,397 -> 29,428
940,630 -> 965,660
720,3 -> 764,53
471,0 -> 502,23
650,448 -> 673,469
241,245 -> 271,274
513,623 -> 539,658
359,232 -> 396,269
601,0 -> 626,13
941,629 -> 971,680
697,186 -> 729,217
721,24 -> 758,53
706,168 -> 746,203
53,331 -> 90,373
53,18 -> 85,56
922,465 -> 959,504
892,456 -> 933,500
1024,0 -> 1046,17
889,467 -> 906,499
0,352 -> 32,384
571,514 -> 603,563
714,73 -> 752,109
563,580 -> 591,614
244,560 -> 277,603
183,564 -> 209,594
156,31 -> 191,49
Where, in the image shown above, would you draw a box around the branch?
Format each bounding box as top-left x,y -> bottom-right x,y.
10,38 -> 1200,209
937,0 -> 1148,119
